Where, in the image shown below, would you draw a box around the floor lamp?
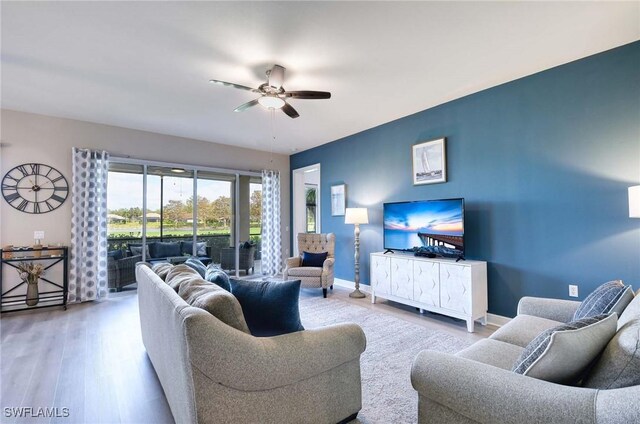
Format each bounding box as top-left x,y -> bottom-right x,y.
345,208 -> 368,298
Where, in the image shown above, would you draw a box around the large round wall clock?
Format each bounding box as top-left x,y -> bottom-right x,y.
2,163 -> 69,214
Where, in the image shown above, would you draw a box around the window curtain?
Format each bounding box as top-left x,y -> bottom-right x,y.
68,148 -> 110,303
261,169 -> 282,276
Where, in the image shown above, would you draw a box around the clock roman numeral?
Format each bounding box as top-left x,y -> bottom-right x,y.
17,199 -> 29,211
51,194 -> 65,203
29,164 -> 40,174
5,192 -> 20,203
4,174 -> 19,183
51,176 -> 65,183
16,165 -> 29,177
2,183 -> 17,191
54,186 -> 68,192
33,202 -> 41,214
45,201 -> 55,211
44,167 -> 53,177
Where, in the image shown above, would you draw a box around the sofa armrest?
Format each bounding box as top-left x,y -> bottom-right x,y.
411,350 -> 596,424
185,313 -> 366,391
517,296 -> 581,323
285,256 -> 301,269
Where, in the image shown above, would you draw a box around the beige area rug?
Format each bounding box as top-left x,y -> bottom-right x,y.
298,295 -> 473,424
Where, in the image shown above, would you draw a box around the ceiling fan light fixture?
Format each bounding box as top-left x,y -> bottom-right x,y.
258,95 -> 285,109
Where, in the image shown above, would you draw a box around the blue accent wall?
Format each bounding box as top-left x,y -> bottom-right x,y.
290,42 -> 640,317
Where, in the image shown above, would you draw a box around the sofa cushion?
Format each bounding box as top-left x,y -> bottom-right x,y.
230,278 -> 304,337
178,278 -> 250,334
456,339 -> 524,371
128,243 -> 151,258
512,313 -> 617,384
490,315 -> 562,348
573,280 -> 634,320
184,258 -> 207,278
301,251 -> 328,267
617,290 -> 640,330
165,264 -> 200,292
205,264 -> 231,292
151,262 -> 174,281
286,267 -> 324,278
582,319 -> 640,389
181,241 -> 207,257
149,241 -> 182,259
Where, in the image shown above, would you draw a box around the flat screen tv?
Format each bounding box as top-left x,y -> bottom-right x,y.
383,198 -> 464,258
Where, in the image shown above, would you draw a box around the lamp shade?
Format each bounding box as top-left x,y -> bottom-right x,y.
630,185 -> 640,218
345,208 -> 369,225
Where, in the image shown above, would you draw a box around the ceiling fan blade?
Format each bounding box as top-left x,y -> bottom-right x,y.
284,90 -> 331,100
209,79 -> 259,93
267,65 -> 286,89
234,98 -> 260,112
281,102 -> 300,119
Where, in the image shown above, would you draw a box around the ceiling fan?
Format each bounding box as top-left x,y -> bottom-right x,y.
209,65 -> 331,119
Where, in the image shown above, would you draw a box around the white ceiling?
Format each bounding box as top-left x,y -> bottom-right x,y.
2,2 -> 638,154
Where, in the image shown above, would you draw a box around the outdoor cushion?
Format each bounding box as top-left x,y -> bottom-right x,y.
181,241 -> 207,256
573,280 -> 634,320
205,264 -> 231,292
230,278 -> 304,337
108,250 -> 124,261
149,241 -> 182,259
178,277 -> 250,334
583,319 -> 640,389
512,313 -> 617,385
301,251 -> 328,267
185,258 -> 207,278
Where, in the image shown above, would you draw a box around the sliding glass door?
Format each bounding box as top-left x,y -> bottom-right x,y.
106,160 -> 261,286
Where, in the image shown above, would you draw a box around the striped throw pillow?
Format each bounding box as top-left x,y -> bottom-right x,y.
573,280 -> 634,320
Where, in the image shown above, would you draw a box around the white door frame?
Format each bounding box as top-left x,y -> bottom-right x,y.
292,164 -> 321,256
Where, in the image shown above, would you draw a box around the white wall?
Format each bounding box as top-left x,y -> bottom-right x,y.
0,109 -> 291,258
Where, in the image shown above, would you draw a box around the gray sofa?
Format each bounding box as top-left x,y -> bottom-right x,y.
136,264 -> 366,424
411,295 -> 640,424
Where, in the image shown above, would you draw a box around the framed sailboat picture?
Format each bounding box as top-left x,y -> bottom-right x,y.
412,137 -> 446,185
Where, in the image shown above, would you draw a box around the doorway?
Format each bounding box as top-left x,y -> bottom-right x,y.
292,164 -> 321,256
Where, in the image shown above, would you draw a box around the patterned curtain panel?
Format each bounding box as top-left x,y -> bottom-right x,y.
261,169 -> 282,276
69,148 -> 110,303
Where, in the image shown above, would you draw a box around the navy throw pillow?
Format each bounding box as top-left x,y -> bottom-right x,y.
205,264 -> 231,292
230,278 -> 304,337
184,258 -> 207,278
301,251 -> 328,267
108,250 -> 124,261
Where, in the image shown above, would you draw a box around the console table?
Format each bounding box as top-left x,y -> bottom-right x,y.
1,246 -> 68,312
370,252 -> 487,332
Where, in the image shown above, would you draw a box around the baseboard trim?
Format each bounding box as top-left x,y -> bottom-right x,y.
333,278 -> 511,328
333,278 -> 372,293
486,313 -> 511,327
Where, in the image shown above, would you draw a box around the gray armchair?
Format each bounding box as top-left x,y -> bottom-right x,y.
284,233 -> 335,298
108,254 -> 141,291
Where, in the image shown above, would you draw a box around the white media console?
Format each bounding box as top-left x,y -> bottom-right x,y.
370,252 -> 488,332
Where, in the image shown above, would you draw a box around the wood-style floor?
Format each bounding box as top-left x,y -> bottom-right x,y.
0,285 -> 495,423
